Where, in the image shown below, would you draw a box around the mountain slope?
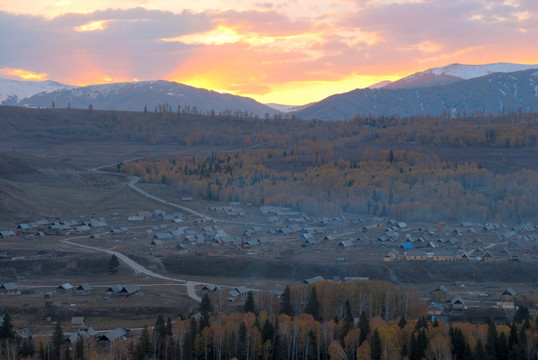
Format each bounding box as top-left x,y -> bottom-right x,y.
295,69 -> 538,120
383,62 -> 538,90
0,78 -> 74,105
19,80 -> 278,117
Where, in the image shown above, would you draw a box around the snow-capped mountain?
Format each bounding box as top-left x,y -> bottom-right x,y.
429,63 -> 538,79
0,78 -> 75,105
381,62 -> 538,90
295,69 -> 538,120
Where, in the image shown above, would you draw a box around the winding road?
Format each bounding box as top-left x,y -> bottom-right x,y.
60,235 -> 202,302
59,158 -> 259,303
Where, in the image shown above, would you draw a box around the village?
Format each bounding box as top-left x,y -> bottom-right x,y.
1,196 -> 537,340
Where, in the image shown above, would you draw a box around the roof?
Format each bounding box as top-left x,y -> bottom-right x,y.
304,276 -> 324,285
107,284 -> 122,293
235,286 -> 249,294
202,284 -> 220,292
405,250 -> 428,257
338,240 -> 354,247
0,230 -> 15,237
121,284 -> 141,295
58,283 -> 74,290
1,282 -> 18,291
16,328 -> 33,340
77,283 -> 92,291
435,285 -> 448,294
401,243 -> 414,249
451,296 -> 465,305
428,303 -> 445,311
502,287 -> 517,296
154,233 -> 172,240
71,317 -> 85,326
100,327 -> 126,342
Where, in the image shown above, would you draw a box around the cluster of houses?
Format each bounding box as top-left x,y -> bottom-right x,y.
201,284 -> 251,302
43,283 -> 141,298
383,247 -> 499,262
427,286 -> 523,323
210,204 -> 245,217
128,210 -> 183,223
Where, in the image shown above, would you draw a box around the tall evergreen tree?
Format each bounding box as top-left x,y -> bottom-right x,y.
358,311 -> 370,346
200,293 -> 214,328
137,325 -> 153,360
0,313 -> 14,339
485,317 -> 498,360
166,317 -> 173,337
279,286 -> 293,316
370,329 -> 382,360
341,299 -> 354,340
52,322 -> 65,360
75,335 -> 84,360
244,291 -> 256,314
305,287 -> 321,321
475,338 -> 487,360
497,332 -> 509,360
262,319 -> 274,343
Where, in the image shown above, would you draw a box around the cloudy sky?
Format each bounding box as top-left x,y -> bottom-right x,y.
1,0 -> 537,105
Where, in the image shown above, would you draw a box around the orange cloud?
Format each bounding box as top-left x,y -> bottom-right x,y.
0,67 -> 48,80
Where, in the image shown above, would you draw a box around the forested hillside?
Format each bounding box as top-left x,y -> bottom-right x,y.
0,106 -> 536,222
116,111 -> 538,222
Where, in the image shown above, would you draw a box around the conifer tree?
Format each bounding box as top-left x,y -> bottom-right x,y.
398,316 -> 407,329
75,335 -> 84,360
137,325 -> 153,360
305,287 -> 321,321
200,293 -> 213,328
279,286 -> 293,316
358,311 -> 370,346
474,338 -> 487,360
485,317 -> 498,360
370,329 -> 381,360
0,313 -> 14,339
52,322 -> 65,360
244,291 -> 256,314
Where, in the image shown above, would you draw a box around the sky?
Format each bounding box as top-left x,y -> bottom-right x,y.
0,0 -> 537,105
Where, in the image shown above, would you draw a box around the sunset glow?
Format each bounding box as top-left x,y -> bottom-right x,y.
0,68 -> 48,81
1,0 -> 537,105
74,20 -> 111,32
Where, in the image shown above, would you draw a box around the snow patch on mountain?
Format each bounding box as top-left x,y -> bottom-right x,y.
0,78 -> 75,104
430,63 -> 538,80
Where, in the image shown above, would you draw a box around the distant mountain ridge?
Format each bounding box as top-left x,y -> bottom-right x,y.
2,62 -> 538,120
16,80 -> 278,117
295,69 -> 538,120
380,62 -> 538,89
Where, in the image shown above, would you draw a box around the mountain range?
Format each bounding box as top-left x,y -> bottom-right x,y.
1,62 -> 538,120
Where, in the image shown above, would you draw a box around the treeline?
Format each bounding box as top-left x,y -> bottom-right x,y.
2,105 -> 537,149
119,147 -> 537,222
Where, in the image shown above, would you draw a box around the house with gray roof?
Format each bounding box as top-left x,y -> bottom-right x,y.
0,282 -> 18,294
0,230 -> 15,238
120,285 -> 141,297
304,276 -> 324,285
99,328 -> 127,342
57,283 -> 74,294
77,283 -> 92,295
